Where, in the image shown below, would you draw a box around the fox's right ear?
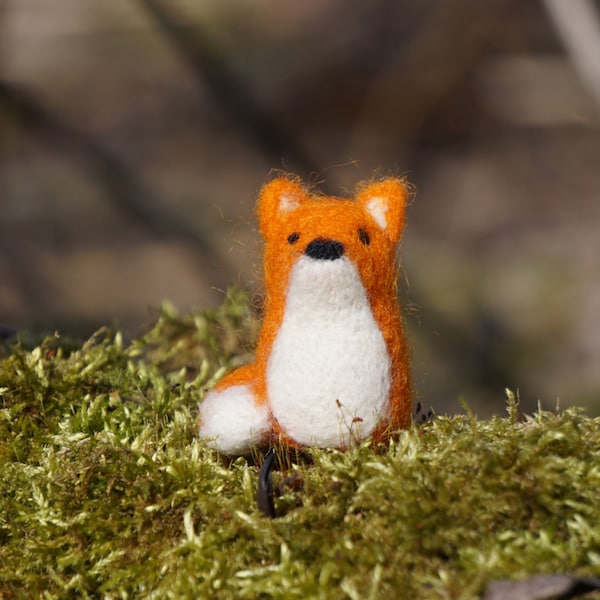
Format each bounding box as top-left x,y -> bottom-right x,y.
257,177 -> 307,237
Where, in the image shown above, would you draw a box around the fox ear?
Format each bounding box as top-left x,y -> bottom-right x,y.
257,177 -> 307,237
356,178 -> 408,243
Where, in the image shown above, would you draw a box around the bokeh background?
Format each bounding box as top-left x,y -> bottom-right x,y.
1,0 -> 599,416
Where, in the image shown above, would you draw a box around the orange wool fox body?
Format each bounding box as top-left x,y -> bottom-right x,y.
199,176 -> 411,455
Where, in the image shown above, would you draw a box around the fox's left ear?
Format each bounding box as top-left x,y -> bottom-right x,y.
356,178 -> 409,244
257,176 -> 307,238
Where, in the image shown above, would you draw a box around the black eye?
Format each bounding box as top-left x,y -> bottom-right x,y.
358,228 -> 370,246
287,232 -> 300,244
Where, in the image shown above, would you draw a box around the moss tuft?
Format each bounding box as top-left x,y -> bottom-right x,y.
1,289 -> 599,598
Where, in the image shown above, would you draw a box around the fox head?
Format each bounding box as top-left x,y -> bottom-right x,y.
256,176 -> 408,312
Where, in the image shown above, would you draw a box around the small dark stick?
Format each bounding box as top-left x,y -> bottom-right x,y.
257,448 -> 276,518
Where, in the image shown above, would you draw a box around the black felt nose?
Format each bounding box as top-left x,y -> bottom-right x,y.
305,238 -> 345,260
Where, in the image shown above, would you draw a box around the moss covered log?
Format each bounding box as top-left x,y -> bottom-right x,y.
1,290 -> 599,598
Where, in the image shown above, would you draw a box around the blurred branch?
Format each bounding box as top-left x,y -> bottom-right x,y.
347,0 -> 514,155
135,0 -> 321,180
542,0 -> 600,110
0,79 -> 219,262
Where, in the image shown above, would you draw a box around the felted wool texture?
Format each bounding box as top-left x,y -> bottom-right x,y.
198,175 -> 411,454
199,384 -> 271,455
267,255 -> 391,448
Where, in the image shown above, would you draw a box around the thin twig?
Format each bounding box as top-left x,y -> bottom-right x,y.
542,0 -> 600,110
136,0 -> 320,178
0,80 -> 219,258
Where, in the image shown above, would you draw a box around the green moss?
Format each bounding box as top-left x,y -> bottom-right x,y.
1,289 -> 599,598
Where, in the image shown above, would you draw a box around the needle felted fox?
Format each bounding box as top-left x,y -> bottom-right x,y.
199,176 -> 411,455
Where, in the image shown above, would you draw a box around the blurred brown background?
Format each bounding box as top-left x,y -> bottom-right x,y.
1,0 -> 599,416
